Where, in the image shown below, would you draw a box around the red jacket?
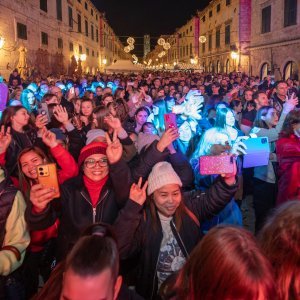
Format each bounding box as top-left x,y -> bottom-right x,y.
276,134 -> 300,206
0,144 -> 79,252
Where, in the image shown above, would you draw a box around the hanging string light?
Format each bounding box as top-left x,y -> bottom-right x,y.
124,46 -> 130,53
127,37 -> 135,45
157,38 -> 166,46
163,42 -> 171,50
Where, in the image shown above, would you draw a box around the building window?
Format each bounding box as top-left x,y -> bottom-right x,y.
77,14 -> 82,33
202,15 -> 206,22
208,34 -> 212,50
69,42 -> 74,52
226,0 -> 231,6
40,0 -> 47,12
79,45 -> 82,54
56,0 -> 62,21
17,23 -> 27,40
225,24 -> 230,44
68,6 -> 73,28
92,50 -> 94,56
96,29 -> 99,42
260,62 -> 270,79
225,59 -> 230,73
85,2 -> 88,10
202,42 -> 205,53
284,0 -> 297,27
216,29 -> 220,48
284,61 -> 298,80
85,20 -> 88,37
217,3 -> 221,12
58,38 -> 63,49
91,24 -> 94,40
41,32 -> 48,45
261,6 -> 271,33
186,45 -> 188,56
96,14 -> 98,20
86,48 -> 89,56
190,25 -> 192,32
91,8 -> 93,16
209,10 -> 212,17
190,43 -> 193,55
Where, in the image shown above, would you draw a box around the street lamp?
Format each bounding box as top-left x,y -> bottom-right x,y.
231,51 -> 238,60
103,58 -> 107,65
0,36 -> 5,49
80,54 -> 87,61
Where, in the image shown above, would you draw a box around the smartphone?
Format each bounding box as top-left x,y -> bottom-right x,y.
199,155 -> 234,175
242,137 -> 270,168
37,103 -> 50,123
37,163 -> 60,198
164,113 -> 178,129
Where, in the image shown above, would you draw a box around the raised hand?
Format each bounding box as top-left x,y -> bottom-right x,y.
80,115 -> 89,126
30,183 -> 57,213
104,114 -> 122,130
35,114 -> 48,130
221,156 -> 237,186
105,131 -> 123,164
0,126 -> 12,154
157,128 -> 179,152
231,136 -> 248,155
53,105 -> 69,125
129,177 -> 148,206
41,128 -> 58,148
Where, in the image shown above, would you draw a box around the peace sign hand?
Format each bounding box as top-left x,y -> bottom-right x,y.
105,131 -> 123,164
129,177 -> 148,206
0,126 -> 12,154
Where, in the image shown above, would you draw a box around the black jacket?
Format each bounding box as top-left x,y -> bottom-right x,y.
113,176 -> 238,300
25,159 -> 132,261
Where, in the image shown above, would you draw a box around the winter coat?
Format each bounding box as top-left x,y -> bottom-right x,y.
276,134 -> 300,205
25,159 -> 131,261
114,176 -> 238,299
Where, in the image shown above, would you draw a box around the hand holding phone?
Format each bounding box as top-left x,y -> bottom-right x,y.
164,113 -> 178,130
30,183 -> 58,213
37,163 -> 60,198
199,155 -> 234,175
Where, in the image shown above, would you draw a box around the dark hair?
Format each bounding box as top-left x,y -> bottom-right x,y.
279,109 -> 300,138
253,106 -> 274,129
93,105 -> 109,131
258,201 -> 300,300
34,223 -> 119,300
17,146 -> 50,198
66,223 -> 119,280
0,105 -> 33,130
41,93 -> 57,103
252,90 -> 266,101
275,80 -> 287,88
175,226 -> 276,300
135,106 -> 150,117
230,99 -> 242,110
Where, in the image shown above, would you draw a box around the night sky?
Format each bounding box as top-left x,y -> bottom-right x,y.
91,0 -> 210,57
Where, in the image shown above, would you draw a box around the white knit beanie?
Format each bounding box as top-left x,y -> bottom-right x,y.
147,161 -> 182,195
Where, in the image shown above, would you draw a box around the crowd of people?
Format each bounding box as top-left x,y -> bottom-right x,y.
0,68 -> 299,300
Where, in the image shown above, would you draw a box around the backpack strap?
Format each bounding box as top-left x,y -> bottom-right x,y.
184,206 -> 200,227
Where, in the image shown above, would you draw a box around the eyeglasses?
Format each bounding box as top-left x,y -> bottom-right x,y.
84,158 -> 108,168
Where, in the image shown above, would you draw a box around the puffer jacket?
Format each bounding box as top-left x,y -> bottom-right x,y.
114,176 -> 238,300
25,159 -> 131,261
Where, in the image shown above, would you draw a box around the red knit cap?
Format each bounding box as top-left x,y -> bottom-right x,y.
78,142 -> 108,167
